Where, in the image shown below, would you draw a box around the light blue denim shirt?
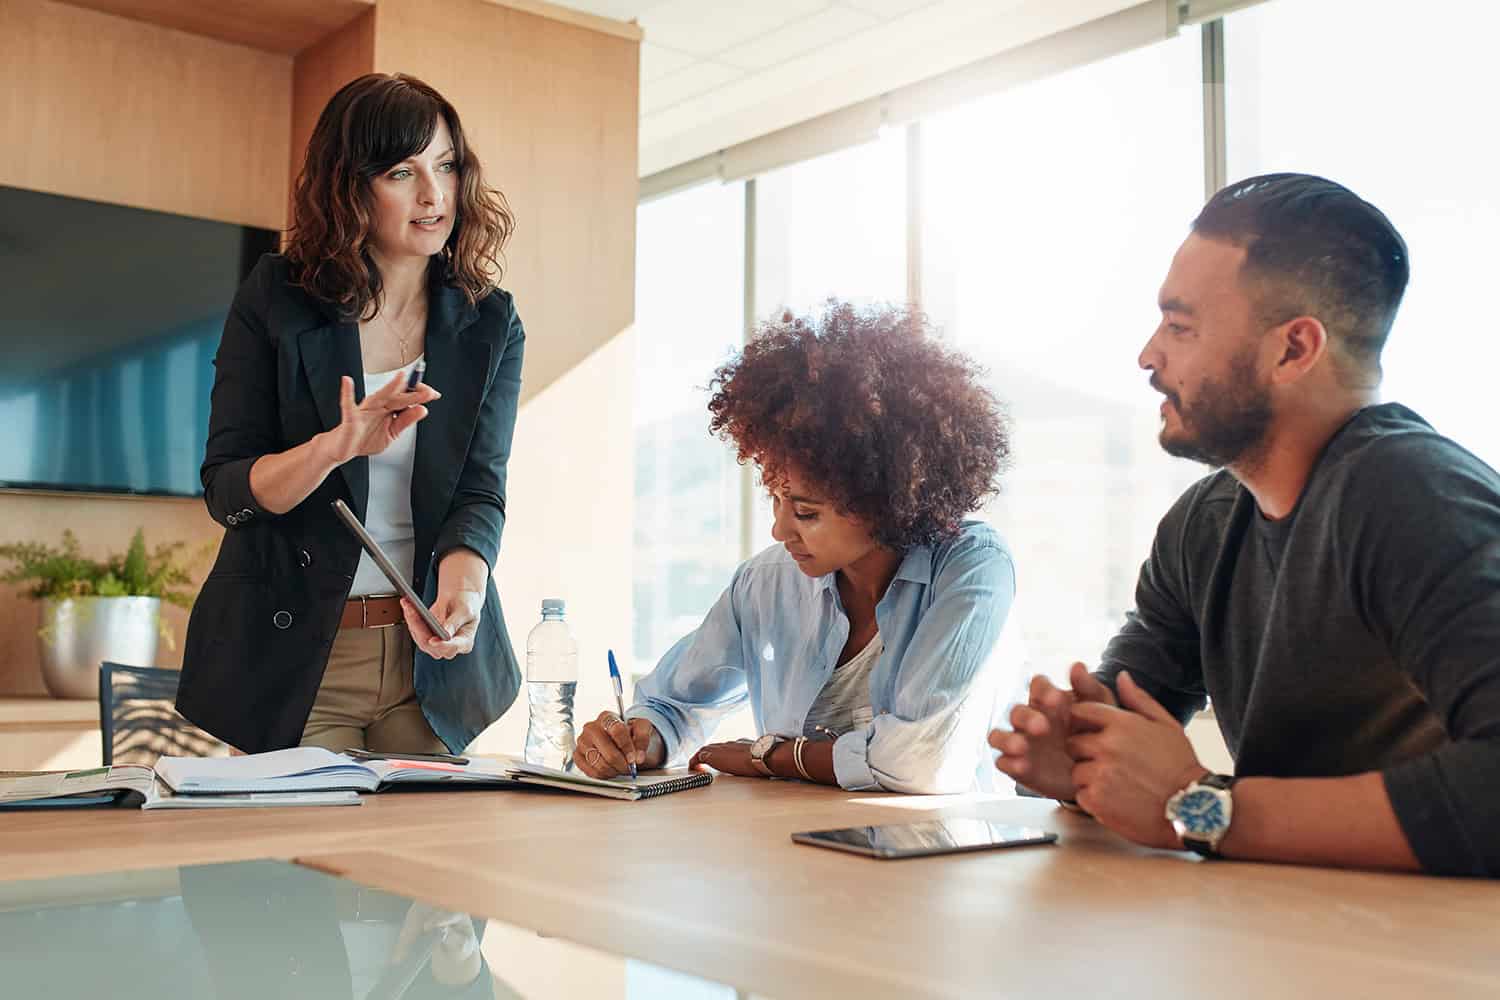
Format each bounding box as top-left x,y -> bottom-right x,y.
628,520 -> 1017,794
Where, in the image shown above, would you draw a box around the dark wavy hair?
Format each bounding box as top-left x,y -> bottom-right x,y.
1193,173 -> 1408,384
708,301 -> 1010,550
283,73 -> 515,320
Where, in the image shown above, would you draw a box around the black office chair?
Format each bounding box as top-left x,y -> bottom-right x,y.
98,662 -> 228,766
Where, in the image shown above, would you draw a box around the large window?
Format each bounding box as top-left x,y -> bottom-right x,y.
632,182 -> 745,676
635,0 -> 1495,708
754,132 -> 908,318
632,136 -> 911,676
1225,0 -> 1500,468
920,27 -> 1206,677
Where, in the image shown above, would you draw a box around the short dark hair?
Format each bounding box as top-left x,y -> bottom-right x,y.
284,73 -> 515,320
1192,173 -> 1409,382
707,301 -> 1010,550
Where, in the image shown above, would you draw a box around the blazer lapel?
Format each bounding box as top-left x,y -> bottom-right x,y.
413,284 -> 489,572
298,320 -> 368,517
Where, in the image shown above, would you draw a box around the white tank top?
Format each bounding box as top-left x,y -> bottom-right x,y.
348,361 -> 420,596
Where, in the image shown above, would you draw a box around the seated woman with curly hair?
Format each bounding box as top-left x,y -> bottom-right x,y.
575,301 -> 1016,794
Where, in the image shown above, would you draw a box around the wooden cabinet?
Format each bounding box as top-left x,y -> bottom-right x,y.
0,698 -> 101,771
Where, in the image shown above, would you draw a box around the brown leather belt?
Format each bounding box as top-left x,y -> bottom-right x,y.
340,594 -> 403,630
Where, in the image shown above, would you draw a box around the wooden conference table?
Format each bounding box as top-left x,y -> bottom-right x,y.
1,776 -> 1495,999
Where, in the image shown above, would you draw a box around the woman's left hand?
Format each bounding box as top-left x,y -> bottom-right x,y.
403,548 -> 488,659
403,590 -> 482,659
688,739 -> 763,778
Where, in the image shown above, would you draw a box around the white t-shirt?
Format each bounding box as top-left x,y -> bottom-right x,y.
349,361 -> 420,597
802,632 -> 881,739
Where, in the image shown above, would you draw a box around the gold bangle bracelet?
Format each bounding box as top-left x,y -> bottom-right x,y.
792,736 -> 813,781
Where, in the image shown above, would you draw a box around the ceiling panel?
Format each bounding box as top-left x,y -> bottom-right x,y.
841,0 -> 946,17
636,0 -> 832,56
640,41 -> 697,82
718,5 -> 880,71
541,0 -> 662,19
547,0 -> 1154,176
639,59 -> 746,115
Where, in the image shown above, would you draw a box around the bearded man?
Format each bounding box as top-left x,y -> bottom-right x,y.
992,173 -> 1500,877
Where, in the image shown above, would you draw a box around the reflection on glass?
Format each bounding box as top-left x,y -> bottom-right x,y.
1224,0 -> 1500,468
633,181 -> 747,678
0,861 -> 758,999
919,29 -> 1206,678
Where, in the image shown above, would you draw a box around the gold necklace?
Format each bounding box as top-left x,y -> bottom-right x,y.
393,308 -> 423,365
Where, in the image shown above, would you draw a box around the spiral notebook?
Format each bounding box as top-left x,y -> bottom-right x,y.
505,761 -> 712,800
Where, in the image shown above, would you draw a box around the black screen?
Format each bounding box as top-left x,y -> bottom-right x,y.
0,184 -> 278,496
796,820 -> 1057,857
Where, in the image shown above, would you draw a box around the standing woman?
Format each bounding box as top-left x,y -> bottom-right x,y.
177,73 -> 525,755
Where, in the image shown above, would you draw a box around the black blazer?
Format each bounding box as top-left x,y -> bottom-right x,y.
176,254 -> 525,754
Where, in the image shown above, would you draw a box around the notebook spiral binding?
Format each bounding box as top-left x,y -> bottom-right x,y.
636,773 -> 712,798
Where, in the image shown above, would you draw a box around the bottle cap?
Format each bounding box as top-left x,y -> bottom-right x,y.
541,598 -> 566,615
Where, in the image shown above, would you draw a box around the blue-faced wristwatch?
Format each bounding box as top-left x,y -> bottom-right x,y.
1164,773 -> 1236,857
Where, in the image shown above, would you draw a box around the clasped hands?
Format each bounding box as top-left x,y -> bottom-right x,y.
989,663 -> 1210,851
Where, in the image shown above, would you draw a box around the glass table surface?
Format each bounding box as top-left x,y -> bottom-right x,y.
0,860 -> 765,999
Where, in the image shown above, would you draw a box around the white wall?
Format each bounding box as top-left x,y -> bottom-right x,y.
469,326 -> 636,757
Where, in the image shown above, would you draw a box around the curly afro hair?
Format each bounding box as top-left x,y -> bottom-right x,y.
707,301 -> 1010,550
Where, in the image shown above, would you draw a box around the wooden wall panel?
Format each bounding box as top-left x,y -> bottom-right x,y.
372,0 -> 640,404
0,0 -> 292,229
60,0 -> 374,55
290,9 -> 377,228
0,0 -> 288,695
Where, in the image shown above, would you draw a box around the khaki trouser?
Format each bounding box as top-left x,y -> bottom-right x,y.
299,624 -> 448,754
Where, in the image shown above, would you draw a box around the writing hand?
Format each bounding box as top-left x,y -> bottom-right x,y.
576,714 -> 663,778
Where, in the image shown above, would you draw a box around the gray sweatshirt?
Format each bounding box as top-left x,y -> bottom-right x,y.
1098,403 -> 1500,877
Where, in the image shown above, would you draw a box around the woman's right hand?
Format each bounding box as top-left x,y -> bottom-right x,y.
317,372 -> 441,466
575,712 -> 665,778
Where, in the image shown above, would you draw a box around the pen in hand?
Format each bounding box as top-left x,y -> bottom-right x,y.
607,649 -> 637,780
405,357 -> 426,392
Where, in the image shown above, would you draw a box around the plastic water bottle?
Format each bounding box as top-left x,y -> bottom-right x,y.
523,598 -> 578,770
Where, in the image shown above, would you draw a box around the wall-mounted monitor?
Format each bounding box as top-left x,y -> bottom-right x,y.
0,184 -> 279,497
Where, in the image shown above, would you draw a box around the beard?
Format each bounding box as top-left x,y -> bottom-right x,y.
1156,351 -> 1273,469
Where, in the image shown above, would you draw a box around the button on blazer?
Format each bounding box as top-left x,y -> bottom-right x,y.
176,254 -> 525,754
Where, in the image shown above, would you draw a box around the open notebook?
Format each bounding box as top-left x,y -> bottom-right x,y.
0,766 -> 360,810
154,747 -> 514,795
1,750 -> 713,808
505,760 -> 713,800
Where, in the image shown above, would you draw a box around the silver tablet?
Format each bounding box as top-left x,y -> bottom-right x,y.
331,498 -> 452,642
791,819 -> 1057,859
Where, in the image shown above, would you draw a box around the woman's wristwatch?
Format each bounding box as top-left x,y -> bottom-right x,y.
748,733 -> 788,776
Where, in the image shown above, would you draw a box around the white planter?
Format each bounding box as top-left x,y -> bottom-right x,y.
38,596 -> 161,700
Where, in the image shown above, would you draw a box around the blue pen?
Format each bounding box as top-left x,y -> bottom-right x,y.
607,649 -> 637,780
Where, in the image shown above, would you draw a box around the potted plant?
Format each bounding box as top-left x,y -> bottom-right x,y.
0,529 -> 202,699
